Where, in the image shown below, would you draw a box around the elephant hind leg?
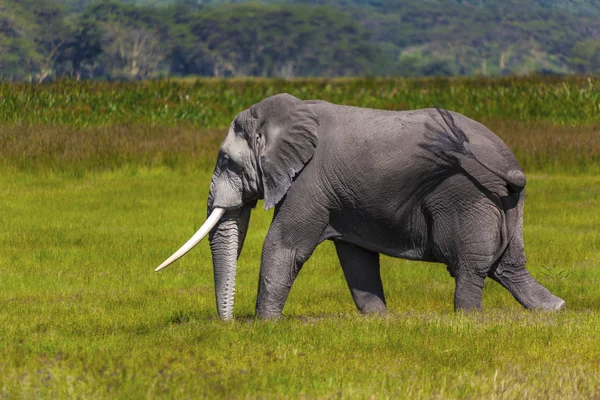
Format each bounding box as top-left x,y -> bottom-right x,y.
429,204 -> 501,312
453,267 -> 487,311
488,226 -> 565,311
334,241 -> 387,315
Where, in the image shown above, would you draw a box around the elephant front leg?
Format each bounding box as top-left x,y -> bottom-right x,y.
256,245 -> 303,318
255,204 -> 330,319
334,241 -> 387,315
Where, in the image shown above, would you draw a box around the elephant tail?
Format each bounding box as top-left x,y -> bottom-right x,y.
432,107 -> 526,192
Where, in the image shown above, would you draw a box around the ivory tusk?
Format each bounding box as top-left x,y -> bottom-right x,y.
155,208 -> 225,272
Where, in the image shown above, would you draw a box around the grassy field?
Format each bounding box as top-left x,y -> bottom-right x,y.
1,76 -> 599,126
1,78 -> 600,398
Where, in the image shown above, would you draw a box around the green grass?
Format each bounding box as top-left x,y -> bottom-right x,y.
1,76 -> 599,126
1,169 -> 600,398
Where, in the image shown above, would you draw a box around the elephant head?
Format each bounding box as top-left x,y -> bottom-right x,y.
155,93 -> 319,319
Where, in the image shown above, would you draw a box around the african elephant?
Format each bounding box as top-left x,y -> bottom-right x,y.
155,93 -> 565,320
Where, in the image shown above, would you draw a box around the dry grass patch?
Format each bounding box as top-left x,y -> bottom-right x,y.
1,121 -> 599,174
0,124 -> 223,173
488,120 -> 600,172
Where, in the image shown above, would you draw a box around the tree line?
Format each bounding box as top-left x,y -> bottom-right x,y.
1,0 -> 598,81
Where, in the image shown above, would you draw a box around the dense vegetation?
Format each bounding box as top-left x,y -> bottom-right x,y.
1,76 -> 599,126
1,78 -> 600,397
1,0 -> 599,80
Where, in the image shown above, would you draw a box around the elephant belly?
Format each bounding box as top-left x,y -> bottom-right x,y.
327,210 -> 435,262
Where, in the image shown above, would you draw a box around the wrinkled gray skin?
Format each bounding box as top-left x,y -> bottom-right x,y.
207,93 -> 565,319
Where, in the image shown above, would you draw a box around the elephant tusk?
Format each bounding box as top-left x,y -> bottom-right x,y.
155,208 -> 225,272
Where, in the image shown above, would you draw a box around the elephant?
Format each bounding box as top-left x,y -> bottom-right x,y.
155,93 -> 565,320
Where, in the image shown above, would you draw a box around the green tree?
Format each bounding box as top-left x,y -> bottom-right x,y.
570,39 -> 600,74
0,0 -> 38,80
82,1 -> 171,79
189,4 -> 380,77
26,0 -> 72,81
59,16 -> 104,79
164,5 -> 214,76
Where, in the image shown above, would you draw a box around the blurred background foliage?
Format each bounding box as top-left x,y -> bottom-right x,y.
1,0 -> 599,81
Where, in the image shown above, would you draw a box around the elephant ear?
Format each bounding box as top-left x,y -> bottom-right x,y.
255,94 -> 319,210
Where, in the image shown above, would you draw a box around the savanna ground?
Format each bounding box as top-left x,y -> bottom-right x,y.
1,77 -> 600,398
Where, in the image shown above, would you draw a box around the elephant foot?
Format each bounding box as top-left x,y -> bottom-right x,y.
490,269 -> 566,312
358,299 -> 388,315
256,308 -> 284,319
527,295 -> 566,311
550,298 -> 566,311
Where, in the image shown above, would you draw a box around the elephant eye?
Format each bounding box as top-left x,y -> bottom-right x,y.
256,120 -> 267,138
224,153 -> 241,170
222,153 -> 232,165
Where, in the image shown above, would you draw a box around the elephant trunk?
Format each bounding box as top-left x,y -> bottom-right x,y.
209,205 -> 252,320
